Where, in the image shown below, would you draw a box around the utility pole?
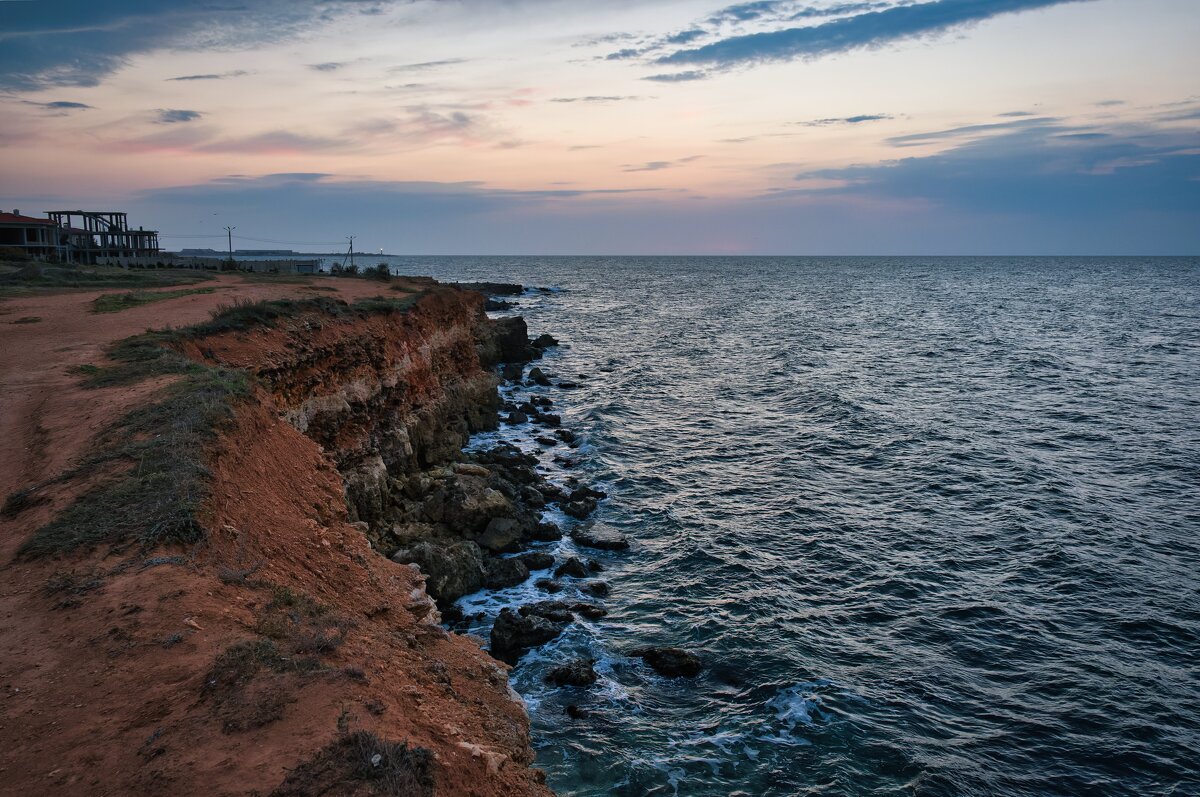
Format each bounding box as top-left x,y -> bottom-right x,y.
224,226 -> 236,263
347,235 -> 356,271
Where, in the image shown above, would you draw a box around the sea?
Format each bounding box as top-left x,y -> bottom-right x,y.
377,256 -> 1199,796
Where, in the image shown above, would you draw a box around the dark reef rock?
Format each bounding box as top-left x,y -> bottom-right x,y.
571,602 -> 607,620
545,658 -> 597,687
535,578 -> 563,593
571,524 -> 629,551
566,704 -> 589,719
459,281 -> 524,296
392,540 -> 484,604
563,498 -> 597,519
490,608 -> 566,663
519,601 -> 575,624
631,647 -> 702,678
582,580 -> 610,598
527,367 -> 552,387
554,557 -> 589,579
485,298 -> 515,311
535,435 -> 557,447
518,552 -> 555,571
554,429 -> 577,445
556,381 -> 580,390
483,556 -> 530,589
501,362 -> 524,382
531,333 -> 559,349
505,410 -> 529,425
525,522 -> 562,543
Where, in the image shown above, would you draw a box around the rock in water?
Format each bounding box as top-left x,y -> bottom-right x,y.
554,557 -> 589,578
571,524 -> 629,551
571,602 -> 608,620
484,557 -> 530,589
582,580 -> 610,597
545,658 -> 598,687
527,367 -> 552,386
631,647 -> 702,678
531,333 -> 559,349
491,608 -> 567,662
518,552 -> 555,571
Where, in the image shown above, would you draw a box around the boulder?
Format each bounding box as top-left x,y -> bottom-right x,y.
545,658 -> 597,687
520,486 -> 545,508
631,647 -> 702,678
518,601 -> 575,623
572,602 -> 608,620
501,362 -> 524,382
556,381 -> 580,390
531,395 -> 553,408
554,429 -> 578,446
535,435 -> 557,447
477,517 -> 524,553
505,410 -> 529,425
490,607 -> 566,662
442,479 -> 513,535
554,557 -> 589,579
525,522 -> 562,542
535,578 -> 563,593
484,556 -> 530,589
343,454 -> 390,527
392,540 -> 484,604
565,704 -> 589,720
582,580 -> 610,598
571,524 -> 629,551
527,367 -> 552,387
518,552 -> 555,571
535,413 -> 562,428
587,559 -> 605,573
531,333 -> 559,349
452,463 -> 491,478
562,498 -> 597,519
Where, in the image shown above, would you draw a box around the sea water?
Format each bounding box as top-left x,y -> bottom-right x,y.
391,257 -> 1200,796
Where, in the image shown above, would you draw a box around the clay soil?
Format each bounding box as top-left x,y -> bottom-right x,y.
0,274 -> 552,796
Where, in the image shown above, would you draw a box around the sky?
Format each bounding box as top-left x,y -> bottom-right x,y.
0,0 -> 1197,255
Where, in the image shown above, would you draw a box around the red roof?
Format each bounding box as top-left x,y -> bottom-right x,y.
0,213 -> 56,225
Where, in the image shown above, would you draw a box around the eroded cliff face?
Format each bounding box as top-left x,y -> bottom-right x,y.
155,285 -> 558,796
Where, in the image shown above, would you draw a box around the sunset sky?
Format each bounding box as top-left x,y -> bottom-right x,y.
1,0 -> 1197,254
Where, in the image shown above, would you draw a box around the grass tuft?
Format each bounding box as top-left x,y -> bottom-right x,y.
92,287 -> 215,314
270,731 -> 435,797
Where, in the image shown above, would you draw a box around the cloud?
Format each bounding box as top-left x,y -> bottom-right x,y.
388,58 -> 468,72
550,96 -> 642,103
791,118 -> 1200,216
0,1 -> 387,91
20,100 -> 93,113
642,70 -> 709,82
156,108 -> 202,124
309,62 -> 347,72
657,0 -> 1093,70
801,113 -> 893,126
997,110 -> 1036,117
623,155 -> 703,171
166,70 -> 250,81
886,116 -> 1059,146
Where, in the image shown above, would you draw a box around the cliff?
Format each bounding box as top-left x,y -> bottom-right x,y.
0,281 -> 555,796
